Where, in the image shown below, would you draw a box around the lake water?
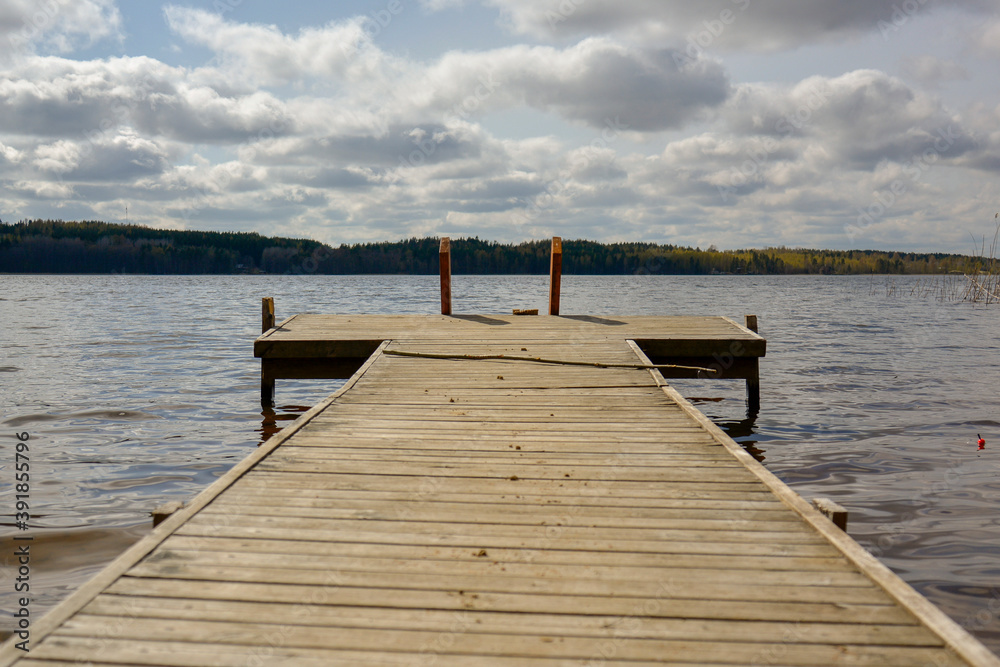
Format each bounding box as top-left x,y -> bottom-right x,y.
2,273 -> 1000,651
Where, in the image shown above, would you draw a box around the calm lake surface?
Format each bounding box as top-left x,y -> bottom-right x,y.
2,274 -> 1000,650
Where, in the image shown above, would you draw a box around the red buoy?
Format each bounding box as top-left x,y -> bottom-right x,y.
978,434 -> 986,450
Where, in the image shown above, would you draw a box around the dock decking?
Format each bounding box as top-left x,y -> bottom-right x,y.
254,314 -> 766,408
2,314 -> 997,665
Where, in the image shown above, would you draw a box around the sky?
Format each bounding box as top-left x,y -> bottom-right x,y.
1,1 -> 1000,252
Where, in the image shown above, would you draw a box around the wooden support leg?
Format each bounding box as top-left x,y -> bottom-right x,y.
439,237 -> 452,316
744,314 -> 760,412
261,297 -> 276,406
261,374 -> 275,408
746,363 -> 760,412
549,236 -> 562,316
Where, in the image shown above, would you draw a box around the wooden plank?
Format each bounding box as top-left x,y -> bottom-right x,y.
266,437 -> 732,454
44,616 -> 966,665
186,511 -> 826,544
136,549 -> 872,588
206,488 -> 790,512
223,476 -> 782,503
26,635 -> 965,667
196,504 -> 802,534
121,565 -> 888,604
174,523 -> 839,558
225,470 -> 815,500
158,535 -> 855,571
264,447 -> 747,466
102,577 -> 914,625
78,595 -> 932,645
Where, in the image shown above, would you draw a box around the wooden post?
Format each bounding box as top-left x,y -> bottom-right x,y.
813,498 -> 849,531
549,237 -> 562,316
262,297 -> 275,333
744,314 -> 760,412
151,500 -> 184,528
439,237 -> 452,316
261,297 -> 276,407
261,367 -> 275,408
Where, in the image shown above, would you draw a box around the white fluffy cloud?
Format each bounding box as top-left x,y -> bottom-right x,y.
0,55 -> 294,144
163,6 -> 399,88
973,16 -> 1000,57
1,1 -> 999,251
486,0 -> 1000,51
0,0 -> 122,60
721,71 -> 978,169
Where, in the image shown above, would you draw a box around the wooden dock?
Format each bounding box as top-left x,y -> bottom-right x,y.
3,312 -> 998,665
254,313 -> 766,409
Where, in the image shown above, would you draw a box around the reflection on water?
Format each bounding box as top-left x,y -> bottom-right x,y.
688,396 -> 763,461
0,525 -> 148,643
258,404 -> 313,444
1,274 -> 999,652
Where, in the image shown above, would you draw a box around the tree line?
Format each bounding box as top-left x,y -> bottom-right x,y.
0,219 -> 983,275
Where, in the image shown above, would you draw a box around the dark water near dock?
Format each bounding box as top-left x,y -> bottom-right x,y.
2,274 -> 1000,650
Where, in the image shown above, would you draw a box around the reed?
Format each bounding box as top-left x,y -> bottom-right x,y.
961,215 -> 1000,304
868,273 -> 965,301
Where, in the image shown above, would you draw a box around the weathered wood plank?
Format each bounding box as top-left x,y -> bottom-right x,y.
158,535 -> 855,571
47,616 -> 965,666
197,504 -> 803,533
137,549 -> 873,588
222,477 -> 779,504
233,471 -> 776,498
102,577 -> 915,625
174,523 -> 841,558
79,595 -> 932,644
28,635 -> 964,667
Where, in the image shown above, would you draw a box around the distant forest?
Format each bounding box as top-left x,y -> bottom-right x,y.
0,219 -> 985,275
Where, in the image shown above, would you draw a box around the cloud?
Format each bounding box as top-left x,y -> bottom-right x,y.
721,70 -> 977,170
0,140 -> 24,169
2,5 -> 998,251
165,9 -> 731,134
972,16 -> 1000,56
31,132 -> 172,181
0,0 -> 122,60
393,38 -> 731,132
163,6 -> 401,88
486,0 -> 1000,51
898,55 -> 970,88
244,123 -> 486,169
420,0 -> 467,9
0,55 -> 294,144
